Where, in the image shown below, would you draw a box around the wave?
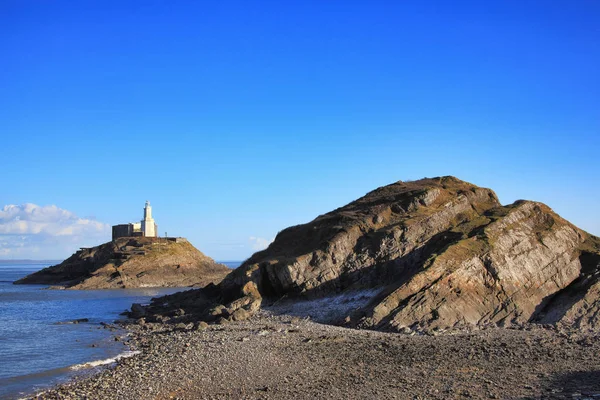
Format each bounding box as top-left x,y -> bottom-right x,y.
3,351 -> 141,399
70,350 -> 141,371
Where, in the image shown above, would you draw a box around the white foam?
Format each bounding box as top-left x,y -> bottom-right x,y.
70,350 -> 141,371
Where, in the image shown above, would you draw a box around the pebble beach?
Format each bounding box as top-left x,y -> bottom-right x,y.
32,310 -> 600,400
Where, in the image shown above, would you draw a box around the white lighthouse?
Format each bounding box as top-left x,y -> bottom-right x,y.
111,201 -> 159,240
141,201 -> 157,237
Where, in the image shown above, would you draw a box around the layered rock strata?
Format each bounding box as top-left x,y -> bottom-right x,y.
139,177 -> 600,332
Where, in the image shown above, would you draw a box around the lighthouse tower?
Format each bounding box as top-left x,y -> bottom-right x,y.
141,201 -> 157,237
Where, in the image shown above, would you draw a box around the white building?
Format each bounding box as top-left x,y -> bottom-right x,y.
140,201 -> 156,237
112,201 -> 158,240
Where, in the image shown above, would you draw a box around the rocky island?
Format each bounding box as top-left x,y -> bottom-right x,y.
14,237 -> 230,289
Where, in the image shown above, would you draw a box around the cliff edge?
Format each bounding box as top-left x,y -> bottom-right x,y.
14,237 -> 230,289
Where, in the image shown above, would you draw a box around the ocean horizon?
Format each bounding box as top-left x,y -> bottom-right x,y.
0,260 -> 242,399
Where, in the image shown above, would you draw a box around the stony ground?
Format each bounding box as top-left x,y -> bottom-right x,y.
32,311 -> 600,400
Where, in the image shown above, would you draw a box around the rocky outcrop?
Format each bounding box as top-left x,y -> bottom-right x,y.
138,176 -> 600,332
15,237 -> 230,289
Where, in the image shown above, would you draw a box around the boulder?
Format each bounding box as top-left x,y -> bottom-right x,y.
231,308 -> 250,321
131,303 -> 146,318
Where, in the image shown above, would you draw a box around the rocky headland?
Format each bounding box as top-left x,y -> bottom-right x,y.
136,176 -> 600,334
14,237 -> 230,289
26,176 -> 600,399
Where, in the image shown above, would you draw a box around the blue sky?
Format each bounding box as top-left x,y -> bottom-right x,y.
1,1 -> 598,260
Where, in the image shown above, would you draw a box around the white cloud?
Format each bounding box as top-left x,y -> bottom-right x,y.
249,236 -> 273,251
0,203 -> 110,259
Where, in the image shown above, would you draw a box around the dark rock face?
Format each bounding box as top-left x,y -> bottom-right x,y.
14,237 -> 230,289
139,176 -> 600,332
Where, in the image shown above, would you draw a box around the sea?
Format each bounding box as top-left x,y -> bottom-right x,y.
0,260 -> 242,399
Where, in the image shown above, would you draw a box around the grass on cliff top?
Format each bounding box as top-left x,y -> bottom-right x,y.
347,176 -> 488,211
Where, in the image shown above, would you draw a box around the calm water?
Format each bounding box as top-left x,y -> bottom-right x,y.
0,261 -> 241,399
220,261 -> 244,269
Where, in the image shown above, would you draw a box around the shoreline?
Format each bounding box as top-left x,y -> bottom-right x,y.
28,311 -> 600,400
0,271 -> 193,400
3,323 -> 131,400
